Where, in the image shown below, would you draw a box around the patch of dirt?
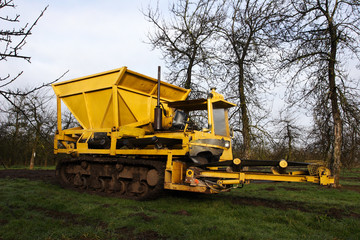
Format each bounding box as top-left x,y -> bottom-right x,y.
278,186 -> 305,191
231,196 -> 359,219
115,226 -> 166,240
32,206 -> 84,225
136,230 -> 165,240
341,176 -> 360,181
0,169 -> 57,184
79,236 -> 101,240
115,226 -> 135,236
262,186 -> 306,191
31,206 -> 108,229
128,212 -> 157,222
173,210 -> 191,216
0,219 -> 8,225
340,185 -> 360,193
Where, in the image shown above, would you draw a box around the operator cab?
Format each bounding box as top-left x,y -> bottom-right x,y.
172,110 -> 188,130
168,91 -> 235,137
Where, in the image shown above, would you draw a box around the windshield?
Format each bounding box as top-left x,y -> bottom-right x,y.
213,108 -> 228,136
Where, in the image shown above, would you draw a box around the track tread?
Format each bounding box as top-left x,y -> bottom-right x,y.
56,156 -> 165,201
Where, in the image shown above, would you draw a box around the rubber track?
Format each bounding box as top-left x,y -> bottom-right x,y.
56,156 -> 166,200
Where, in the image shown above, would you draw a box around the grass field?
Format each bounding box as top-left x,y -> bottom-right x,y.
0,168 -> 359,240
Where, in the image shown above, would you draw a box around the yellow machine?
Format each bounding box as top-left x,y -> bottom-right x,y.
53,67 -> 334,200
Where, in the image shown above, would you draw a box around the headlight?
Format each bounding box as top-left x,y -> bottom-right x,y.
224,141 -> 230,148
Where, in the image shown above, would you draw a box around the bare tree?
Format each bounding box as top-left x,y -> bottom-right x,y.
217,0 -> 283,159
0,94 -> 27,166
143,0 -> 224,94
144,0 -> 288,159
0,89 -> 56,168
274,113 -> 303,161
280,0 -> 360,187
310,95 -> 334,164
24,90 -> 56,169
0,1 -> 48,92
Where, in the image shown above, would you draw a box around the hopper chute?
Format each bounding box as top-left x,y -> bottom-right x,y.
52,67 -> 190,130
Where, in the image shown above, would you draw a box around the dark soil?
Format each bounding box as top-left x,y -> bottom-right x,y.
341,176 -> 360,181
128,212 -> 157,222
279,186 -> 306,191
0,169 -> 57,184
173,210 -> 191,216
340,185 -> 360,193
231,196 -> 360,219
115,227 -> 167,240
31,206 -> 91,227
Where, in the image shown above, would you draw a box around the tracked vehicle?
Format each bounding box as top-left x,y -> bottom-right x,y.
53,67 -> 334,200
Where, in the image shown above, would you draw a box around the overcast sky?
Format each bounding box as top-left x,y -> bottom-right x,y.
3,0 -> 165,90
3,0 -> 359,129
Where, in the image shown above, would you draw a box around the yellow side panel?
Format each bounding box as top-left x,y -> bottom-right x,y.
119,71 -> 157,95
118,89 -> 152,123
172,161 -> 185,184
120,69 -> 190,101
85,89 -> 112,128
118,91 -> 137,126
62,94 -> 90,129
53,70 -> 120,97
101,95 -> 114,128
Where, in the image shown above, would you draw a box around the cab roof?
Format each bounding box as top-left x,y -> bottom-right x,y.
168,98 -> 236,111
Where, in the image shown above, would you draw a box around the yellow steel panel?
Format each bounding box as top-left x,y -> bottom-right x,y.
199,171 -> 319,184
56,96 -> 62,131
84,89 -> 112,128
118,89 -> 151,124
112,85 -> 119,129
62,94 -> 89,129
117,126 -> 145,138
118,91 -> 137,126
100,93 -> 114,128
171,161 -> 185,184
119,71 -> 158,94
154,83 -> 189,101
53,70 -> 120,97
124,69 -> 190,101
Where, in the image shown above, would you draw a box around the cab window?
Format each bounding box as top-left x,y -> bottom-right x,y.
213,108 -> 228,136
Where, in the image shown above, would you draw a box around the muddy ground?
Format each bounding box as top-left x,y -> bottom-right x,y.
0,169 -> 57,184
1,169 -> 359,192
1,169 -> 359,221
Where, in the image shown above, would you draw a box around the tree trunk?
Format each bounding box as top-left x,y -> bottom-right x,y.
29,127 -> 40,170
328,26 -> 342,187
286,123 -> 292,161
29,146 -> 36,170
44,156 -> 48,168
239,64 -> 251,159
332,108 -> 342,187
10,110 -> 21,166
184,50 -> 197,90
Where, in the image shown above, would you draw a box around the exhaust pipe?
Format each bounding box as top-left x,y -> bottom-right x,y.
154,66 -> 162,131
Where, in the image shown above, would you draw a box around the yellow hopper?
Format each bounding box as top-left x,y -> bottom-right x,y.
52,67 -> 190,131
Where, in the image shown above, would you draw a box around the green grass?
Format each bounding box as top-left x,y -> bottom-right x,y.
0,165 -> 56,170
0,169 -> 359,240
